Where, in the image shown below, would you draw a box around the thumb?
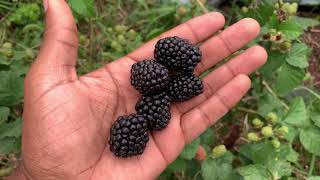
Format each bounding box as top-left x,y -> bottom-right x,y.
26,0 -> 78,89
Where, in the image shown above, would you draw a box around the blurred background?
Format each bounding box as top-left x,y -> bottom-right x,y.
0,0 -> 319,179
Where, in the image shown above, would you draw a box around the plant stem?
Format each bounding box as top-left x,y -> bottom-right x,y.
296,87 -> 320,101
237,107 -> 259,115
262,80 -> 290,111
308,154 -> 316,177
195,0 -> 209,13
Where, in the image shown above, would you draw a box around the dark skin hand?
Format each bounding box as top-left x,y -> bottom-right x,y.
7,0 -> 267,179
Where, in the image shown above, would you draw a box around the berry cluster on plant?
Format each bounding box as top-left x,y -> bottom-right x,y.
246,112 -> 289,149
109,36 -> 203,157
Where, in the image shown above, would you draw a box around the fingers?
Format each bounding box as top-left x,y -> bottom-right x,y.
126,12 -> 225,61
195,18 -> 260,74
181,74 -> 251,143
27,0 -> 78,84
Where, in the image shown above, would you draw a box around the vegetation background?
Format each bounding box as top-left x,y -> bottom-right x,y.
0,0 -> 320,179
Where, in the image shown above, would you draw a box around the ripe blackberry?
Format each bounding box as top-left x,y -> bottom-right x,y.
109,114 -> 149,158
169,74 -> 204,102
154,36 -> 201,73
131,60 -> 170,95
136,92 -> 171,130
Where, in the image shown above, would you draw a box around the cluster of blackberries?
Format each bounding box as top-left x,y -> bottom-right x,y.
109,36 -> 204,158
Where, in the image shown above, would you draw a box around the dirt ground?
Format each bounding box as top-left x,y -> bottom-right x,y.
302,25 -> 320,90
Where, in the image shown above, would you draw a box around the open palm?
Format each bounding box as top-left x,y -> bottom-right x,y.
12,0 -> 267,180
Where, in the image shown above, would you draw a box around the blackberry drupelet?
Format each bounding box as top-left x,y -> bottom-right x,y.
169,74 -> 204,102
109,114 -> 149,158
136,92 -> 171,130
154,36 -> 201,73
131,60 -> 170,95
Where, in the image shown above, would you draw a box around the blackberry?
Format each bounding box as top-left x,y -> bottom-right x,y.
136,92 -> 171,130
131,60 -> 170,95
109,114 -> 149,158
169,74 -> 204,102
154,36 -> 201,73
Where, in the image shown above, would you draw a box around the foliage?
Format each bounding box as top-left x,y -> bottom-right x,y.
0,0 -> 320,178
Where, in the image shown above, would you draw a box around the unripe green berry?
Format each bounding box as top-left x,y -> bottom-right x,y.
107,28 -> 113,33
177,6 -> 188,16
262,126 -> 274,137
277,126 -> 289,136
2,42 -> 13,49
267,112 -> 278,124
279,41 -> 292,52
271,139 -> 281,149
287,3 -> 298,15
241,6 -> 249,14
128,29 -> 137,39
114,25 -> 127,34
111,41 -> 122,51
117,35 -> 126,45
252,118 -> 263,128
247,132 -> 260,142
79,35 -> 89,46
282,2 -> 291,12
212,145 -> 227,158
25,49 -> 34,59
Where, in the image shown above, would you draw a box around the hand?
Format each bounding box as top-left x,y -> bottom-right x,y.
9,0 -> 267,179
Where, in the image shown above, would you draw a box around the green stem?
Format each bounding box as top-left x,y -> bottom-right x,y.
262,80 -> 290,111
308,154 -> 316,177
237,107 -> 259,115
195,0 -> 209,13
296,87 -> 320,101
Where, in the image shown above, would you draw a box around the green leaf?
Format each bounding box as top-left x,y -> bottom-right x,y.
284,97 -> 310,128
167,158 -> 186,172
69,0 -> 94,17
237,164 -> 271,180
0,136 -> 21,155
256,91 -> 284,116
283,124 -> 299,142
278,20 -> 304,40
201,152 -> 235,180
200,128 -> 215,147
310,100 -> 320,128
275,63 -> 305,95
243,0 -> 274,26
259,50 -> 286,80
180,138 -> 200,160
0,118 -> 22,139
292,16 -> 320,30
278,145 -> 299,163
0,106 -> 10,124
0,71 -> 24,106
0,137 -> 16,155
308,177 -> 320,180
299,126 -> 320,155
267,160 -> 293,178
239,141 -> 275,164
285,43 -> 310,68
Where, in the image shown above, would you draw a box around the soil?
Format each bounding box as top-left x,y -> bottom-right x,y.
302,25 -> 320,90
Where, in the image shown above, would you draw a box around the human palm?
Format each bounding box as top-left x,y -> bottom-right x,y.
10,0 -> 267,180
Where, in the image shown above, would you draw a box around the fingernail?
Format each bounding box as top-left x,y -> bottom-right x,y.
43,0 -> 48,12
